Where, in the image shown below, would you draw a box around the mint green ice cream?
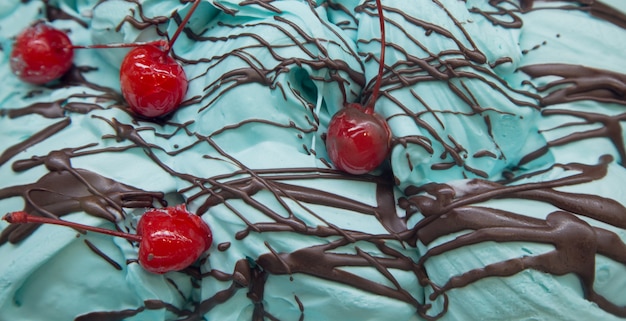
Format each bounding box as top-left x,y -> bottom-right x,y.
0,1 -> 625,320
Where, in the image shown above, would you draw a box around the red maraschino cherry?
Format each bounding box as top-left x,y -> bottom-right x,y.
120,44 -> 188,118
10,21 -> 74,85
2,204 -> 212,274
119,0 -> 200,118
9,0 -> 201,118
136,204 -> 212,274
326,103 -> 391,174
325,0 -> 391,175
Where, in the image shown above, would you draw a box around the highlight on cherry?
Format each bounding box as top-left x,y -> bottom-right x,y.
9,0 -> 202,118
325,0 -> 392,175
3,204 -> 213,274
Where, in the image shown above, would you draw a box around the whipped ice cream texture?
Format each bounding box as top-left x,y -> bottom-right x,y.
0,0 -> 625,321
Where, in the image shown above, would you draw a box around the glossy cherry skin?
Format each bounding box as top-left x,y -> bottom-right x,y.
136,205 -> 212,274
3,205 -> 212,274
120,45 -> 188,118
10,22 -> 74,85
326,103 -> 392,175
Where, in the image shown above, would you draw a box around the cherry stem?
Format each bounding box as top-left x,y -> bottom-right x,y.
69,0 -> 200,55
71,40 -> 168,50
3,211 -> 142,243
366,0 -> 386,112
166,0 -> 201,55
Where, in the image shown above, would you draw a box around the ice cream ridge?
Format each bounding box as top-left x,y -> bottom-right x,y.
0,0 -> 625,320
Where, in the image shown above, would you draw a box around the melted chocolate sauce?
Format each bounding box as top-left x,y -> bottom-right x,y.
84,239 -> 123,271
471,0 -> 626,30
405,156 -> 626,318
1,1 -> 625,320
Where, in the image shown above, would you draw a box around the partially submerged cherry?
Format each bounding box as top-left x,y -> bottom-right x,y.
325,0 -> 391,174
10,21 -> 74,85
2,204 -> 212,274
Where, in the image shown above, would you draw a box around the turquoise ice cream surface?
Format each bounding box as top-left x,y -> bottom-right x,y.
0,1 -> 625,321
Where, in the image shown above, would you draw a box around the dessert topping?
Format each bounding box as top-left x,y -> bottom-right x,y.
325,0 -> 392,174
9,0 -> 202,118
3,204 -> 212,274
10,21 -> 74,85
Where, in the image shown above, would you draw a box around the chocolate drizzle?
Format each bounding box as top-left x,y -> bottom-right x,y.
518,63 -> 626,166
1,1 -> 626,321
0,118 -> 70,167
356,0 -> 547,180
0,161 -> 164,244
405,155 -> 626,318
521,63 -> 626,107
470,0 -> 626,30
84,239 -> 123,271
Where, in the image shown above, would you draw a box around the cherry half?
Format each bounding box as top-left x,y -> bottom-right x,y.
10,21 -> 74,85
3,204 -> 212,274
325,0 -> 391,175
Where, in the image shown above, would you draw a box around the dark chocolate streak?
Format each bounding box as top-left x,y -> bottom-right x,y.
0,118 -> 70,167
358,0 -> 543,179
518,63 -> 626,166
471,0 -> 626,30
404,155 -> 626,318
84,239 -> 123,271
1,1 -> 626,321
